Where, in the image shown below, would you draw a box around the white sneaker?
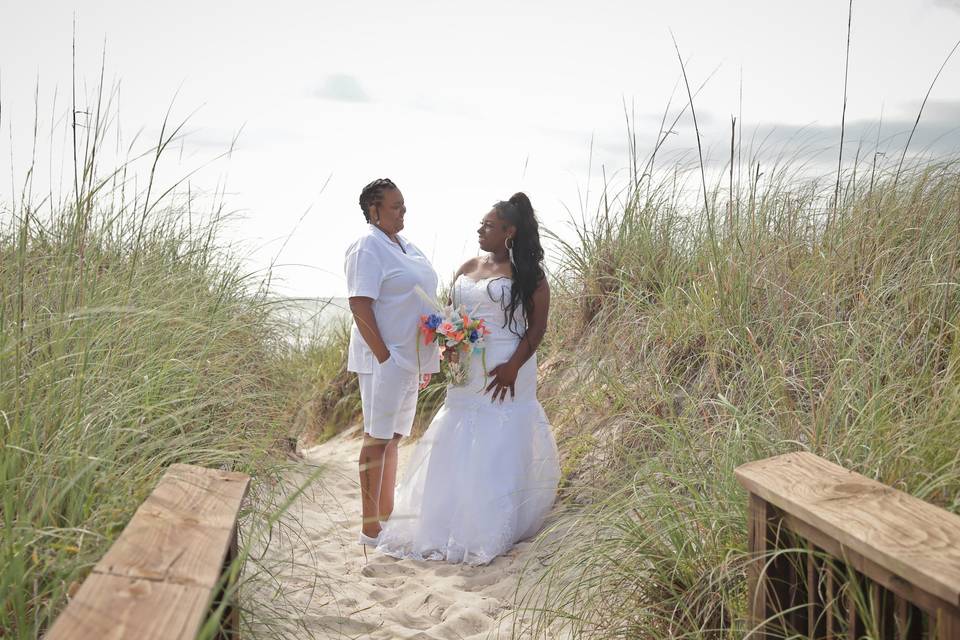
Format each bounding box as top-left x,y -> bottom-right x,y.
358,532 -> 380,546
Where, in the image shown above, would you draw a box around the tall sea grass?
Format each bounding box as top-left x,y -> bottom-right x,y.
516,149 -> 960,637
0,73 -> 319,637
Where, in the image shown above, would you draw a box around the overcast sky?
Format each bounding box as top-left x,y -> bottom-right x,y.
2,1 -> 960,298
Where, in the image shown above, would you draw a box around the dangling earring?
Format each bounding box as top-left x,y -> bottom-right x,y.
505,237 -> 515,267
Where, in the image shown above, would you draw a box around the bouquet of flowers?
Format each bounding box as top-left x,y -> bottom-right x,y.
417,304 -> 491,386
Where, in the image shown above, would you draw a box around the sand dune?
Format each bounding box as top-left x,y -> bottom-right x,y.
245,425 -> 562,640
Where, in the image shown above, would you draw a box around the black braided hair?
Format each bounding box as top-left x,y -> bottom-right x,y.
358,178 -> 398,222
491,192 -> 545,335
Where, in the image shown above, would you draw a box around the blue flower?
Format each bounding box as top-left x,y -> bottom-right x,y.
469,329 -> 480,343
426,314 -> 442,330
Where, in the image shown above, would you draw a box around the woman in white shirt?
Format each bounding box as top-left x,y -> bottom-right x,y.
344,178 -> 441,547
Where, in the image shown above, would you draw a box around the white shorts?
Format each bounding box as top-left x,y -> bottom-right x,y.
358,357 -> 419,440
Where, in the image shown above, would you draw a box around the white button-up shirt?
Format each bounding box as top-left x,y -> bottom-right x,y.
345,224 -> 441,375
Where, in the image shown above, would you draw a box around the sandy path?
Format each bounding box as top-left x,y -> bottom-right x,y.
247,425 -> 558,640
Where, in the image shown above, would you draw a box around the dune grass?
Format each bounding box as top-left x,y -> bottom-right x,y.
0,82 -> 322,638
513,153 -> 960,638
287,316 -> 363,445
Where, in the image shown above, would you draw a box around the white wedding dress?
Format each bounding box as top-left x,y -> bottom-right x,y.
376,274 -> 561,565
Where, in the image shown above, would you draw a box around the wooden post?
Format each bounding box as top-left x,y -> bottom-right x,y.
826,563 -> 840,640
215,522 -> 242,639
747,493 -> 773,638
892,596 -> 923,640
937,609 -> 960,640
845,572 -> 866,640
807,546 -> 828,639
866,583 -> 896,639
783,546 -> 806,635
227,522 -> 241,638
747,493 -> 804,637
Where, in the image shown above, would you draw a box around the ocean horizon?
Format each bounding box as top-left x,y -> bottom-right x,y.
270,296 -> 352,340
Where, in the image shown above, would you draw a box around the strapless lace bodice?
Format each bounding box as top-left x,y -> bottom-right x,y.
445,273 -> 536,403
452,274 -> 524,341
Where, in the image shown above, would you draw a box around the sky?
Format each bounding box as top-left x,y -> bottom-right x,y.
2,0 -> 960,298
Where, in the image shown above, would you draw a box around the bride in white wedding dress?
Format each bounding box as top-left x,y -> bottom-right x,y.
376,192 -> 560,565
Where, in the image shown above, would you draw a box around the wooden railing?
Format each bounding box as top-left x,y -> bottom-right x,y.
44,464 -> 251,640
736,452 -> 960,639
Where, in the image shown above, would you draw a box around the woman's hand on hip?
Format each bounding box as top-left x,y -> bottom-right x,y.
485,361 -> 519,403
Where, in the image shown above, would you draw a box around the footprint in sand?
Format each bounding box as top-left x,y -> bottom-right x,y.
303,614 -> 381,637
432,563 -> 473,578
370,576 -> 407,589
360,559 -> 416,578
398,590 -> 454,618
434,609 -> 493,636
366,588 -> 401,608
460,571 -> 504,591
386,609 -> 438,632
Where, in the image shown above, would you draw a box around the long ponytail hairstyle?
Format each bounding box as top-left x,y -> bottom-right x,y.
492,192 -> 545,334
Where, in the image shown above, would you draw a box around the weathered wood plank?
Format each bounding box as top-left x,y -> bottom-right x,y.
44,574 -> 210,640
94,511 -> 237,588
735,452 -> 960,608
94,465 -> 249,588
139,464 -> 250,530
44,464 -> 249,639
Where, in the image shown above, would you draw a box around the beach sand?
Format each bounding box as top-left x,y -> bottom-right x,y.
245,424 -> 561,639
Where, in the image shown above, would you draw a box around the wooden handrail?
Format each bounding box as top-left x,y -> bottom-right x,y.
736,452 -> 960,639
44,464 -> 250,640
